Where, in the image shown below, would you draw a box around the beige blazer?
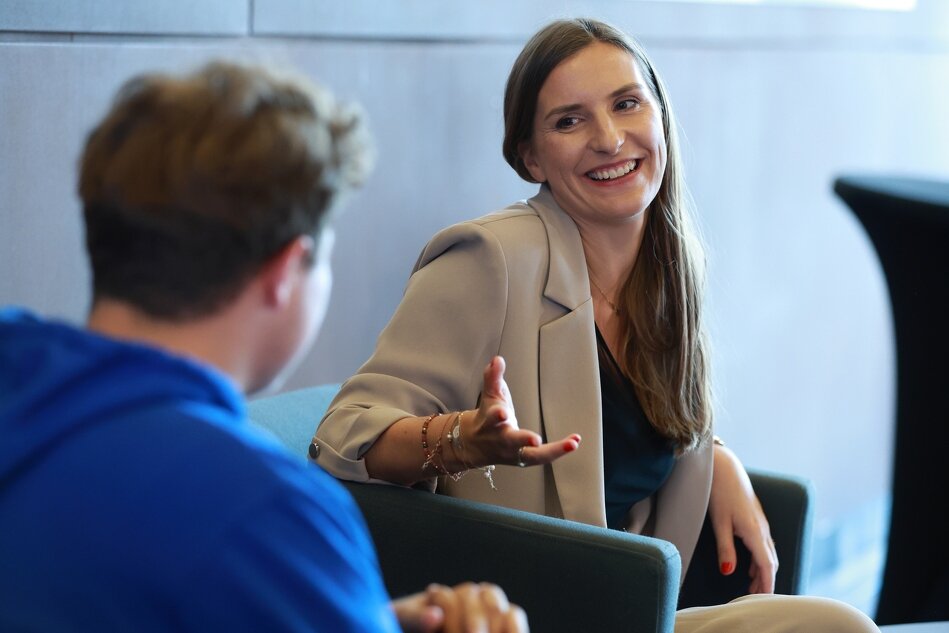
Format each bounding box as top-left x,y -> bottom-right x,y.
314,186 -> 713,575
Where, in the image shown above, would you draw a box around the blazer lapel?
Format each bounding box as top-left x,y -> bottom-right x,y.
531,187 -> 608,527
539,305 -> 606,526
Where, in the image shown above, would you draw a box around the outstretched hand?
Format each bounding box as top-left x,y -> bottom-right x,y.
708,443 -> 778,594
461,356 -> 581,468
393,582 -> 529,633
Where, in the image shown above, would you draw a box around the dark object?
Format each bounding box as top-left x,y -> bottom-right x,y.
834,175 -> 949,625
343,479 -> 680,633
249,385 -> 815,631
678,471 -> 814,608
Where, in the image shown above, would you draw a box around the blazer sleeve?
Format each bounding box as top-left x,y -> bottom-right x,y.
313,221 -> 509,482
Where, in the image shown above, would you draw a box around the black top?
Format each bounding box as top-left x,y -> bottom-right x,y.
597,328 -> 676,530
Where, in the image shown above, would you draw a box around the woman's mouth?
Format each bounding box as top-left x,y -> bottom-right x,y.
586,159 -> 640,181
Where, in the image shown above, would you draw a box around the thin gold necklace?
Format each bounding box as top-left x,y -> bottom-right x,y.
589,275 -> 620,314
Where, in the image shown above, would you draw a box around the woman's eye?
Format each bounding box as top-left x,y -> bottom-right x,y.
555,116 -> 580,130
616,98 -> 640,111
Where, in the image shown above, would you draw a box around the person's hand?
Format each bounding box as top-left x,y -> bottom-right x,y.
392,583 -> 528,633
461,356 -> 580,468
707,443 -> 778,594
391,591 -> 446,632
435,582 -> 528,633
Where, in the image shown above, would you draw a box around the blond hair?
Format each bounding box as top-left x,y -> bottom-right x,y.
79,61 -> 372,319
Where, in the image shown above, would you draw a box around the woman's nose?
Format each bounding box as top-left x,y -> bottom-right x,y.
590,116 -> 623,154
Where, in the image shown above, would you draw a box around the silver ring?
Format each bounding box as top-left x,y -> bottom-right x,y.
516,446 -> 528,468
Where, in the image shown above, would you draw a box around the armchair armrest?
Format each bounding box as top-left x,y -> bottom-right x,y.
343,480 -> 681,633
247,384 -> 339,455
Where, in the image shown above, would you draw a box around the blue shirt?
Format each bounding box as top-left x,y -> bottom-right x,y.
0,308 -> 399,632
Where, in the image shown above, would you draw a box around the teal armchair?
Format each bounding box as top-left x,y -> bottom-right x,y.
249,385 -> 813,632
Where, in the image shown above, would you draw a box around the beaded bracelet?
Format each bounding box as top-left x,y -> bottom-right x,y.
421,413 -> 447,475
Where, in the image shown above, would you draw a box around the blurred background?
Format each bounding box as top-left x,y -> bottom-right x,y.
2,0 -> 948,617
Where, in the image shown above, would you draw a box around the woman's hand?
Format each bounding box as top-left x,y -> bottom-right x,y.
364,356 -> 580,486
392,582 -> 529,633
460,356 -> 581,468
707,443 -> 778,594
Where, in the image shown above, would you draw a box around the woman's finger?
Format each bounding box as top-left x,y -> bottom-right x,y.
481,356 -> 507,401
516,435 -> 581,466
504,429 -> 542,449
712,516 -> 737,576
739,529 -> 777,593
483,402 -> 516,427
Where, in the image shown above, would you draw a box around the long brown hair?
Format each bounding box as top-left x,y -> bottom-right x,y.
503,19 -> 712,450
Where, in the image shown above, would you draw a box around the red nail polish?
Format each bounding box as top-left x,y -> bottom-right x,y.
721,562 -> 734,575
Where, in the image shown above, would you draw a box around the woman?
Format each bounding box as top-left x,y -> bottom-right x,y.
314,18 -> 877,631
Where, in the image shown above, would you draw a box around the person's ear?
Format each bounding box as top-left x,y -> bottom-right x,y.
260,235 -> 315,309
519,140 -> 546,183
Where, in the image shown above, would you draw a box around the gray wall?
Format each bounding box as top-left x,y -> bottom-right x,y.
3,0 -> 948,602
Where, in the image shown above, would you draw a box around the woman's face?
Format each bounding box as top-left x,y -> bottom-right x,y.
520,42 -> 667,227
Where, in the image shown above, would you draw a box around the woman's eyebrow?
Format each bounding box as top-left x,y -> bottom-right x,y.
543,102 -> 582,120
542,83 -> 646,120
610,82 -> 644,98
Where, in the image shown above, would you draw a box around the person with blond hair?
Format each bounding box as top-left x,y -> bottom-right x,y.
0,61 -> 527,633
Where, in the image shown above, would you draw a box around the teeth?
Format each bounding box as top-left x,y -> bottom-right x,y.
589,160 -> 637,181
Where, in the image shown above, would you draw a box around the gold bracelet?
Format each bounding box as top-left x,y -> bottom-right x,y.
438,413 -> 466,481
450,410 -> 497,491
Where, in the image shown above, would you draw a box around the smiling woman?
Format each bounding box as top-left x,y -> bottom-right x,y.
520,43 -> 667,233
313,17 -> 881,633
499,18 -> 706,454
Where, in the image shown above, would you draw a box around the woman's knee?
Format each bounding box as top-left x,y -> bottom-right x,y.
789,596 -> 878,632
731,594 -> 878,633
675,594 -> 879,633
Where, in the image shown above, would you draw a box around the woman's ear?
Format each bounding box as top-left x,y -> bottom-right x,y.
518,140 -> 546,183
